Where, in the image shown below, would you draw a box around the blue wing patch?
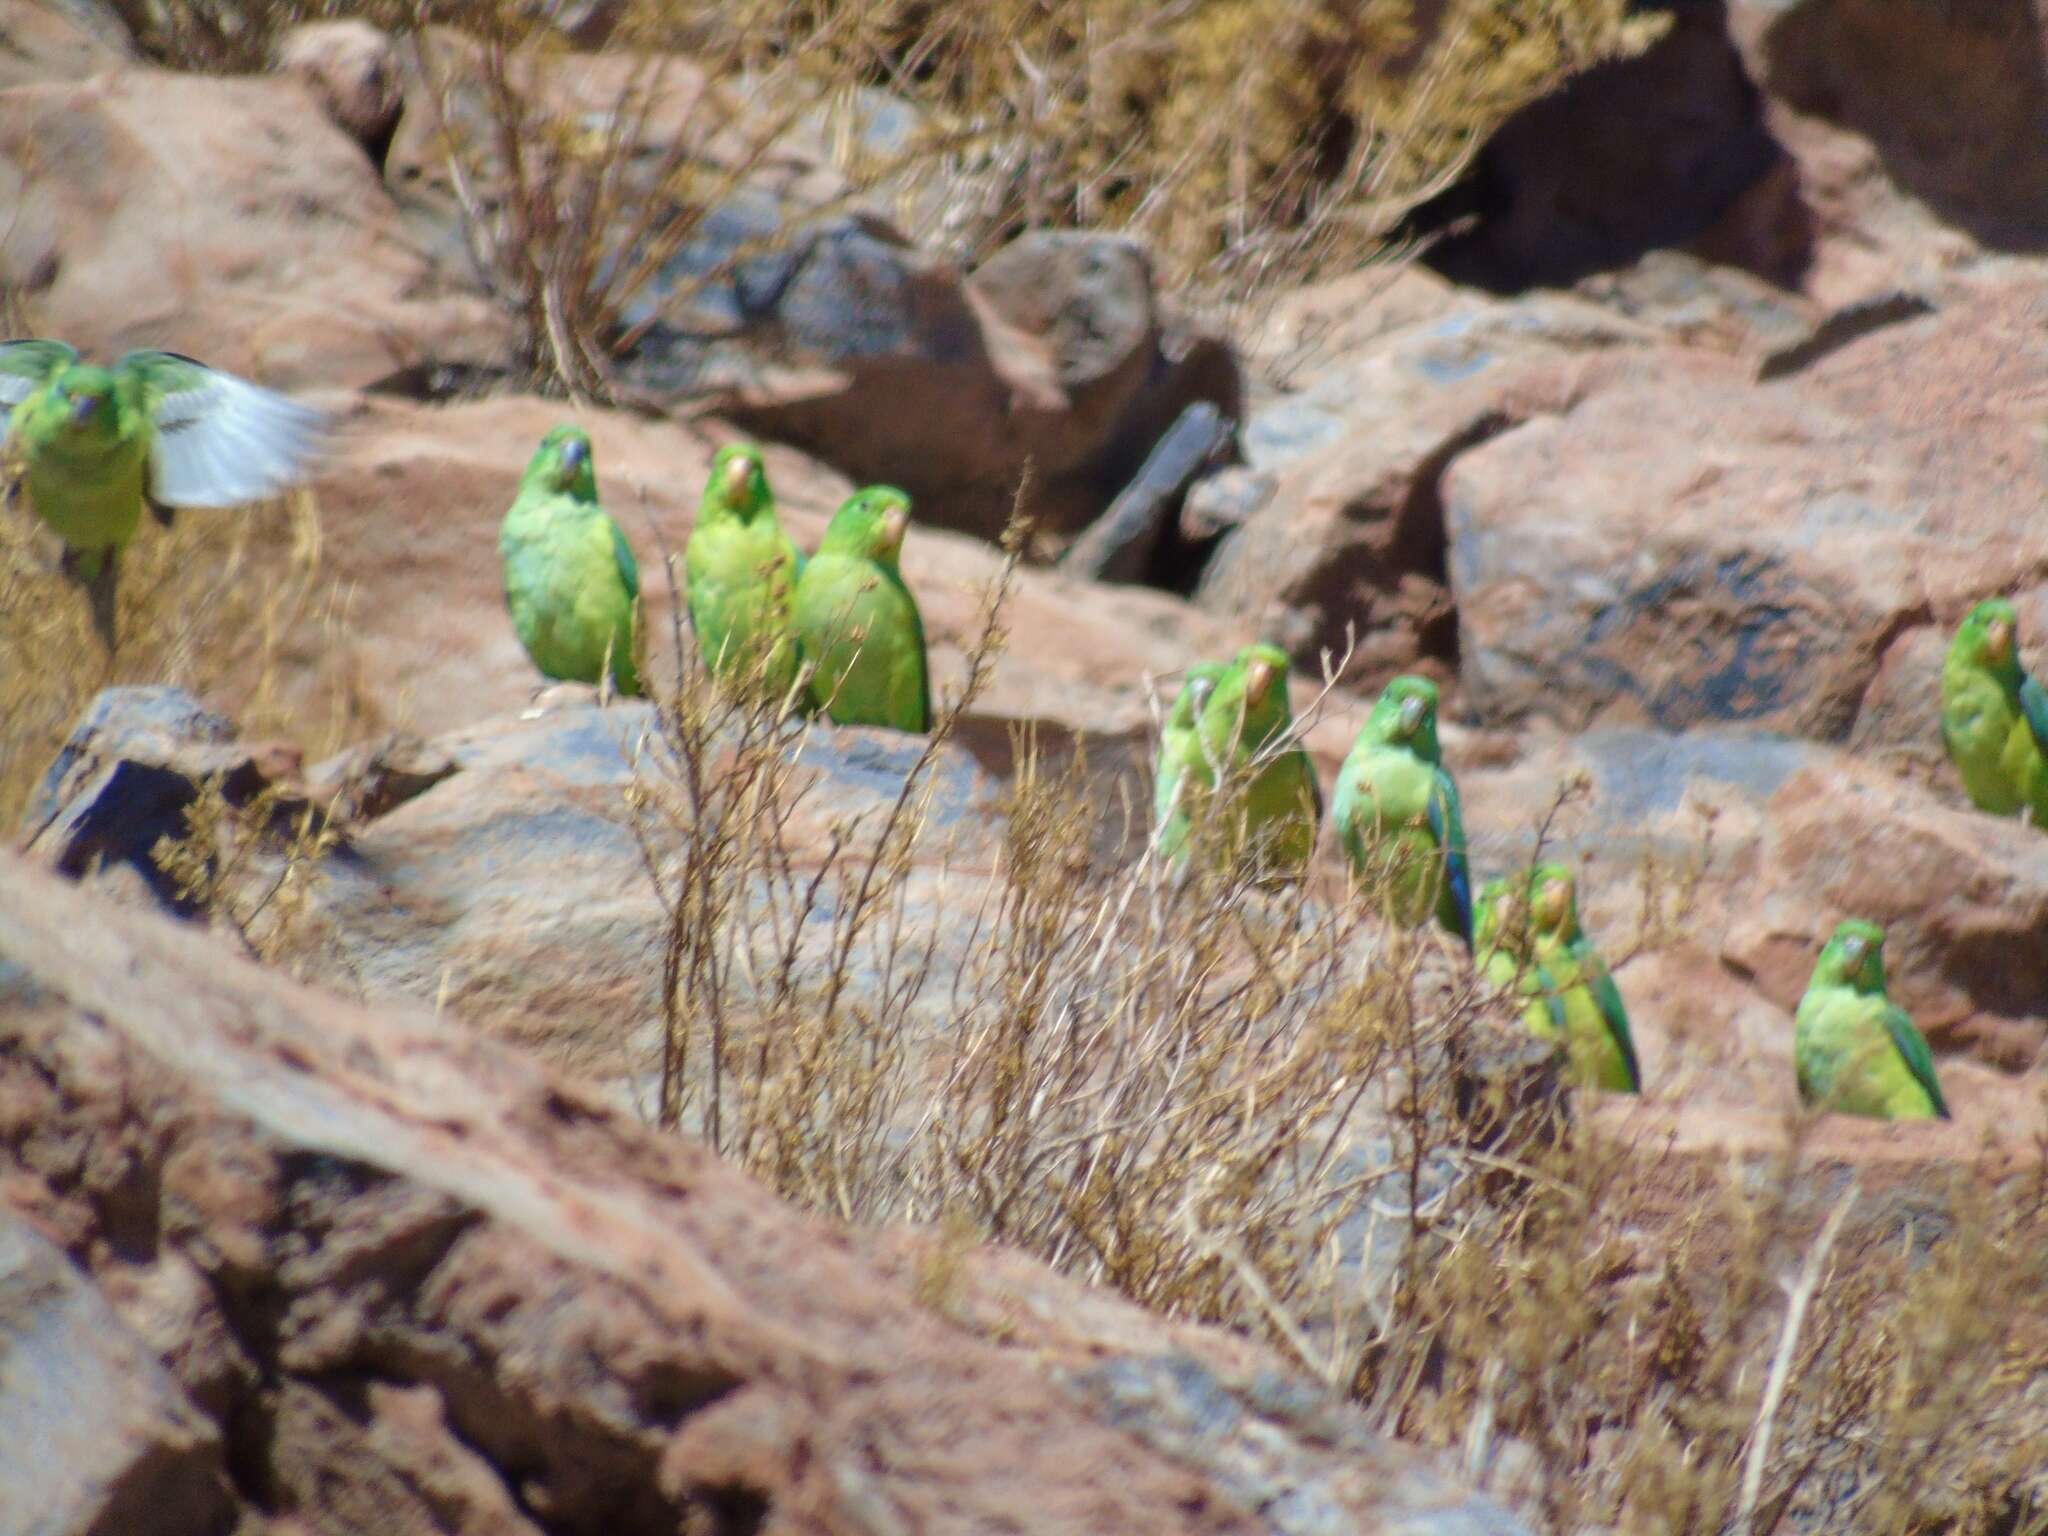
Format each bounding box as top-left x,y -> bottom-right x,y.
1427,776 -> 1473,950
2020,670 -> 2048,756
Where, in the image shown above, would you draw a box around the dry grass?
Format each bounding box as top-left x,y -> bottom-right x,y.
0,484 -> 362,829
103,0 -> 1667,395
624,544 -> 2047,1536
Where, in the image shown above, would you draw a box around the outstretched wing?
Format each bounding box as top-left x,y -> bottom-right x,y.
1879,1002 -> 1949,1119
0,338 -> 78,436
2019,670 -> 2048,756
1580,942 -> 1641,1092
1428,766 -> 1473,948
119,350 -> 328,508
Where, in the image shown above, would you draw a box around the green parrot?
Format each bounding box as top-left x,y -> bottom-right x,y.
499,423 -> 641,697
1330,675 -> 1471,948
791,485 -> 930,732
1523,862 -> 1640,1093
1794,919 -> 1948,1121
1151,660 -> 1227,861
1474,874 -> 1533,992
1940,597 -> 2048,828
1168,642 -> 1321,879
683,442 -> 801,698
0,339 -> 326,646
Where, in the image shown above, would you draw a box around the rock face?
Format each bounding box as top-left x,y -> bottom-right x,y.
0,854 -> 1530,1536
1444,270 -> 2048,740
381,38 -> 1238,539
1419,1 -> 1791,292
294,393 -> 1237,743
1194,270 -> 1653,683
0,1211 -> 235,1536
0,67 -> 508,387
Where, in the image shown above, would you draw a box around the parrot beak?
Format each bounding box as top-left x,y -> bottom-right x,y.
1244,658 -> 1276,705
1838,935 -> 1866,969
1398,694 -> 1426,737
721,456 -> 753,504
1191,678 -> 1215,712
1985,618 -> 2012,660
880,502 -> 910,552
559,437 -> 588,475
69,393 -> 99,427
1539,878 -> 1570,923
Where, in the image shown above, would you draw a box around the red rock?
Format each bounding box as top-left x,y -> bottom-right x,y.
0,68 -> 509,388
1445,271 -> 2048,740
0,1211 -> 236,1536
289,394 -> 1237,743
0,852 -> 1529,1536
0,0 -> 130,88
274,20 -> 403,151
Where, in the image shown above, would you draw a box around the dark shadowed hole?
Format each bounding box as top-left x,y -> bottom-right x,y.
698,1481 -> 770,1536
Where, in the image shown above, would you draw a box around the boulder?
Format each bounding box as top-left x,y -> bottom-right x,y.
274,19 -> 405,154
0,851 -> 1532,1536
0,0 -> 131,88
0,69 -> 508,388
1444,270 -> 2048,740
1731,0 -> 2048,255
0,1211 -> 235,1536
1418,1 -> 1791,292
288,393 -> 1237,743
19,686 -> 305,913
382,37 -> 1238,538
1196,274 -> 1655,684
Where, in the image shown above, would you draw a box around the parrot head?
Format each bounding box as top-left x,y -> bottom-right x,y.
1198,643 -> 1294,759
1953,597 -> 2020,673
701,443 -> 772,526
1165,661 -> 1227,732
29,364 -> 122,445
525,424 -> 598,499
1813,918 -> 1888,994
1364,675 -> 1442,759
1526,862 -> 1581,941
1474,874 -> 1524,957
820,486 -> 913,568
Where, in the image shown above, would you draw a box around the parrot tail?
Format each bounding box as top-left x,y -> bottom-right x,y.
60,545 -> 120,651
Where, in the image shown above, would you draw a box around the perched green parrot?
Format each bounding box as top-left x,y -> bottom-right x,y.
1168,642 -> 1320,879
1151,660 -> 1228,860
1474,874 -> 1532,993
1794,919 -> 1948,1121
1523,862 -> 1640,1093
0,339 -> 326,646
499,424 -> 641,697
1940,597 -> 2048,828
791,485 -> 930,732
683,442 -> 801,698
1330,675 -> 1471,947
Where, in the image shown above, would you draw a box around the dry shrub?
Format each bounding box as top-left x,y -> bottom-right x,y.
0,485 -> 365,829
103,0 -> 1667,393
628,543 -> 2047,1534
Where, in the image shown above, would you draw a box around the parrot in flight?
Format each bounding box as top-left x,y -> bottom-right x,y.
0,339 -> 326,646
1795,919 -> 1948,1120
791,485 -> 930,732
683,442 -> 801,700
1331,675 -> 1471,948
499,423 -> 642,698
1940,597 -> 2048,829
